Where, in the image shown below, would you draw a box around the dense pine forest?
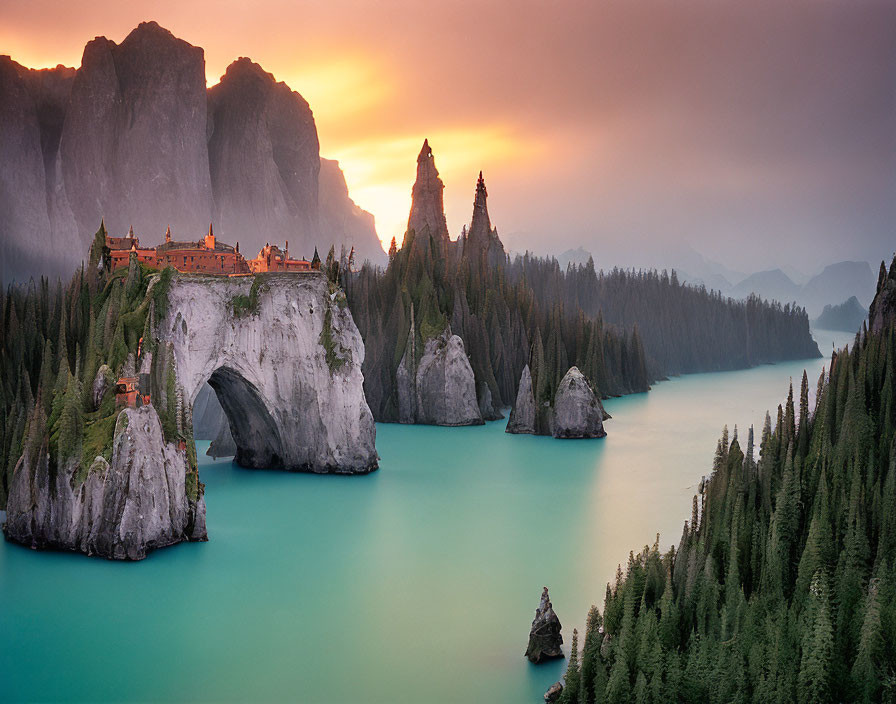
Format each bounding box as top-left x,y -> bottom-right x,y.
507,254 -> 820,378
0,226 -> 193,509
345,228 -> 651,421
346,238 -> 820,422
550,262 -> 896,704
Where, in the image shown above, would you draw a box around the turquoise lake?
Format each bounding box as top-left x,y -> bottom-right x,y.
0,329 -> 854,703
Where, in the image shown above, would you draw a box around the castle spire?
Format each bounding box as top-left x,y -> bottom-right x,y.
128,223 -> 135,238
165,224 -> 171,242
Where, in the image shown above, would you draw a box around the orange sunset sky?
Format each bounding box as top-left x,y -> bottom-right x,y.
3,0 -> 895,272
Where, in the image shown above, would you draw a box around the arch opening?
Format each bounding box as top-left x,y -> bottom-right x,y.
200,366 -> 285,469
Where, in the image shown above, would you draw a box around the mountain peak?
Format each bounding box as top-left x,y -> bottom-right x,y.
221,57 -> 275,84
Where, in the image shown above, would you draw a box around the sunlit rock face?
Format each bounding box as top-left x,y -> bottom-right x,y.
153,273 -> 378,473
207,58 -> 319,255
318,158 -> 384,266
551,366 -> 606,439
62,22 -> 214,251
397,325 -> 483,427
4,405 -> 207,561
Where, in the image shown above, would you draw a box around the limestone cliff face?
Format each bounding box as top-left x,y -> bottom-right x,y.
506,365 -> 607,438
0,22 -> 385,283
319,158 -> 386,267
551,367 -> 606,439
397,322 -> 483,426
477,380 -> 504,421
506,365 -> 536,434
207,58 -> 319,253
152,273 -> 378,472
3,406 -> 207,560
0,57 -> 77,280
61,22 -> 213,251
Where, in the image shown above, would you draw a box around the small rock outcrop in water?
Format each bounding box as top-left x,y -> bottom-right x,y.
477,380 -> 504,421
551,367 -> 607,439
396,307 -> 483,426
506,365 -> 536,434
526,587 -> 564,663
544,681 -> 564,702
507,365 -> 607,438
4,406 -> 207,560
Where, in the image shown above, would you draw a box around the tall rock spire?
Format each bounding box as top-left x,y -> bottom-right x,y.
469,171 -> 490,238
406,139 -> 450,246
463,170 -> 505,270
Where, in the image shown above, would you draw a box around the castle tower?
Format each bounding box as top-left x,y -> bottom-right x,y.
204,223 -> 215,250
165,225 -> 171,243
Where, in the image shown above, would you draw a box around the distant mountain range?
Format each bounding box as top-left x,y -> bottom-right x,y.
533,242 -> 876,320
0,21 -> 386,283
723,261 -> 876,318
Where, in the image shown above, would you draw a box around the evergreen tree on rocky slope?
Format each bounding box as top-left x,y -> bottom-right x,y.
550,257 -> 896,703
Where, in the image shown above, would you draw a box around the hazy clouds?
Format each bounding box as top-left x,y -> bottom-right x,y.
4,0 -> 895,272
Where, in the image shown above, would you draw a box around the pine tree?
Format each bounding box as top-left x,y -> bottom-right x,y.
798,570 -> 834,704
560,628 -> 581,704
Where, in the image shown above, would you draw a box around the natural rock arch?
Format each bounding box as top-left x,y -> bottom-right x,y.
206,366 -> 284,468
147,272 -> 378,474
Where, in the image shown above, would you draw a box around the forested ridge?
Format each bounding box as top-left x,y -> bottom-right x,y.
550,261 -> 896,704
346,241 -> 820,422
345,228 -> 651,422
507,255 -> 820,378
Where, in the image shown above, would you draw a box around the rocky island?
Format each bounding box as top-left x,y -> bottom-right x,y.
3,235 -> 376,560
526,586 -> 564,664
508,365 -> 607,438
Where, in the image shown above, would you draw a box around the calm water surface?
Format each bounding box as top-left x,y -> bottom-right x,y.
0,330 -> 853,703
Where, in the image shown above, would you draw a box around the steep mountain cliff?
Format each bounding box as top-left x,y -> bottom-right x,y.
207,58 -> 319,253
0,22 -> 385,283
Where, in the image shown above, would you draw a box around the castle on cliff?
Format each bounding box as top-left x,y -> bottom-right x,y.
106,224 -> 322,275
